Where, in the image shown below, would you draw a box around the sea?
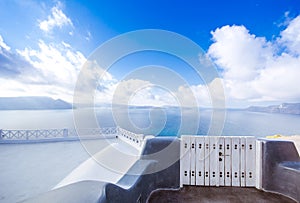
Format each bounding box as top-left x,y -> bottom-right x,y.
1,108 -> 300,137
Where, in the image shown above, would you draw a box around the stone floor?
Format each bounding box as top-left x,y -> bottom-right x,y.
148,186 -> 296,203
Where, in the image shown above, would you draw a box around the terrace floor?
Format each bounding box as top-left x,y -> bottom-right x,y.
148,186 -> 296,203
0,138 -> 140,203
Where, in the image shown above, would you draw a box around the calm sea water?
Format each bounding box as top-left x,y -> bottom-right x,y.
1,108 -> 300,137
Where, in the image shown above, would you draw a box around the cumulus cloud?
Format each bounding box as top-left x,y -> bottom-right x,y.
208,25 -> 273,82
17,40 -> 85,85
0,35 -> 37,78
0,33 -> 88,101
110,79 -> 153,105
73,60 -> 116,104
128,86 -> 178,107
253,54 -> 300,101
174,78 -> 225,108
94,77 -> 215,108
208,15 -> 300,106
279,15 -> 300,56
38,2 -> 73,32
15,40 -> 86,101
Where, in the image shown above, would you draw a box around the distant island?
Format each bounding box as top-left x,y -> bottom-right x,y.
0,97 -> 72,110
246,103 -> 300,115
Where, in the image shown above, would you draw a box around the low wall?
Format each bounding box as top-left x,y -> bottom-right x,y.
105,137 -> 180,203
259,139 -> 300,202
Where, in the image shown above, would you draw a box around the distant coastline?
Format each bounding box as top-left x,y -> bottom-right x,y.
0,96 -> 72,110
1,97 -> 299,116
246,103 -> 300,115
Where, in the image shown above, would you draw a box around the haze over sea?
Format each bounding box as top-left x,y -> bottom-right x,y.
1,109 -> 300,137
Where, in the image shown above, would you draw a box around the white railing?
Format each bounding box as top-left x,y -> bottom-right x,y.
0,127 -> 118,141
71,127 -> 117,138
0,127 -> 150,152
0,129 -> 67,140
116,127 -> 145,149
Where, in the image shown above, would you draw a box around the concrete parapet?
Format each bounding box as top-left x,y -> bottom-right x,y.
259,139 -> 300,202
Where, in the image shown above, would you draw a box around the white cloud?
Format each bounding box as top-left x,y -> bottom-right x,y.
128,86 -> 178,107
38,2 -> 73,32
253,54 -> 300,100
0,35 -> 11,51
174,78 -> 225,108
0,77 -> 74,100
17,40 -> 85,87
94,78 -> 216,108
0,39 -> 87,101
75,60 -> 115,104
110,79 -> 153,105
279,15 -> 300,56
208,25 -> 273,81
208,15 -> 300,106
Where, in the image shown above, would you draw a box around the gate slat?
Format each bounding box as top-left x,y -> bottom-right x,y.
240,137 -> 246,187
196,137 -> 205,186
224,137 -> 232,186
218,137 -> 225,186
209,137 -> 219,186
180,135 -> 191,186
204,137 -> 210,186
231,137 -> 240,186
246,137 -> 256,186
190,136 -> 196,185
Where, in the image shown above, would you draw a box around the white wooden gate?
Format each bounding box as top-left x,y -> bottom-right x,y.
180,136 -> 257,187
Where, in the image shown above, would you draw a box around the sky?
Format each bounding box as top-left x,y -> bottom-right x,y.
0,0 -> 300,108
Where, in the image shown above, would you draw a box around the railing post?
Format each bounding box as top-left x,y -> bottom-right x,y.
26,130 -> 29,140
0,129 -> 2,140
116,126 -> 119,134
63,129 -> 68,137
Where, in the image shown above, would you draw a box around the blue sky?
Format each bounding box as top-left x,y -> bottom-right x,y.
0,0 -> 299,107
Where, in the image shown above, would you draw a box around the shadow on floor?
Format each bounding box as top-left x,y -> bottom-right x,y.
148,186 -> 296,203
